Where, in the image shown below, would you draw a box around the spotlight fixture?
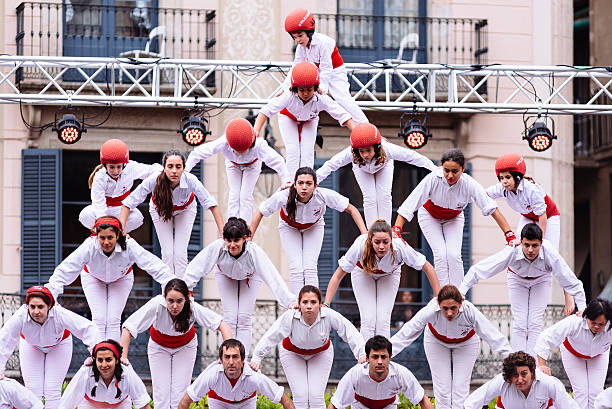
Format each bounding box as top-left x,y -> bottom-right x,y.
53,113 -> 86,144
523,114 -> 556,152
398,106 -> 431,149
179,115 -> 210,146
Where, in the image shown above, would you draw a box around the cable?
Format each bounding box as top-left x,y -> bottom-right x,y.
18,100 -> 54,131
84,104 -> 112,127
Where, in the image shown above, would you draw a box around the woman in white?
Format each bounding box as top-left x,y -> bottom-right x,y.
120,149 -> 224,277
120,278 -> 232,409
250,167 -> 367,294
250,285 -> 365,409
0,377 -> 43,409
535,298 -> 612,409
46,216 -> 175,341
183,217 -> 295,354
253,61 -> 355,178
184,118 -> 291,224
394,148 -> 517,287
316,123 -> 436,227
59,340 -> 151,409
390,284 -> 512,409
324,219 -> 440,341
0,286 -> 100,409
79,138 -> 160,233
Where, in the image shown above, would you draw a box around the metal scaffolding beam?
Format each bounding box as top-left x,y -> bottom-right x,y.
1,55 -> 612,114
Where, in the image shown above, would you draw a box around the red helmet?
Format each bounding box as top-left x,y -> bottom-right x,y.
495,152 -> 526,176
226,118 -> 255,152
25,285 -> 55,307
285,8 -> 315,33
100,139 -> 129,164
291,62 -> 320,88
350,123 -> 382,148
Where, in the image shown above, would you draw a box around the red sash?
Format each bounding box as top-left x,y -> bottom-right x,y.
230,158 -> 258,167
496,396 -> 551,408
84,264 -> 133,276
427,322 -> 475,344
105,190 -> 130,207
149,325 -> 196,348
21,329 -> 70,348
355,261 -> 386,275
279,208 -> 320,230
354,393 -> 396,409
279,108 -> 306,142
508,267 -> 544,280
563,337 -> 598,359
207,389 -> 257,404
282,337 -> 331,355
313,45 -> 344,69
151,192 -> 195,212
521,195 -> 560,222
84,394 -> 129,408
423,200 -> 462,220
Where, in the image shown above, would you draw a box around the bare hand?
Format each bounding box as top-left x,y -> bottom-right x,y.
280,181 -> 292,190
358,355 -> 367,364
289,301 -> 298,309
317,88 -> 325,95
254,128 -> 260,138
538,365 -> 552,376
248,361 -> 260,371
121,356 -> 131,366
84,357 -> 93,366
564,298 -> 576,316
0,372 -> 4,380
510,238 -> 520,247
576,309 -> 584,317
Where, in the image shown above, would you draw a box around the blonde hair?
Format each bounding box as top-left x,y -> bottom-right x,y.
361,219 -> 396,274
87,164 -> 104,189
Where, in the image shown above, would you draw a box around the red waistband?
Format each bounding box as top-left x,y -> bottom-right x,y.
151,192 -> 195,212
508,267 -> 544,280
354,393 -> 396,409
423,200 -> 463,220
150,325 -> 196,348
230,158 -> 259,167
282,337 -> 331,355
313,45 -> 344,69
279,108 -> 306,142
521,195 -> 560,222
427,322 -> 475,344
497,395 -> 551,408
105,190 -> 130,207
208,389 -> 257,404
355,261 -> 386,275
21,328 -> 71,348
279,208 -> 320,230
84,394 -> 129,408
563,337 -> 598,359
84,264 -> 133,276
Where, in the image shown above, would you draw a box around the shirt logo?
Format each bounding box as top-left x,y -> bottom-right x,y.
313,207 -> 322,217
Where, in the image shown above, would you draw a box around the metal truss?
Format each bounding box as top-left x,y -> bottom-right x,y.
2,55 -> 612,115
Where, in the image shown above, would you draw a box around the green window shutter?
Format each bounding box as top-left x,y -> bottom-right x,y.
315,159 -> 339,293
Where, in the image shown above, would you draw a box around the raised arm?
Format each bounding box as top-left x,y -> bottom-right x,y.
185,137 -> 224,172
383,141 -> 437,172
315,147 -> 352,184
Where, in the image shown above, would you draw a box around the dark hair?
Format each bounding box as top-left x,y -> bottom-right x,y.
91,339 -> 123,399
298,285 -> 322,303
153,150 -> 186,222
219,339 -> 246,361
95,216 -> 127,251
223,217 -> 251,240
437,285 -> 463,304
351,144 -> 386,167
26,291 -> 53,308
583,298 -> 612,330
164,278 -> 192,333
291,84 -> 319,93
365,335 -> 392,357
520,223 -> 543,241
285,167 -> 317,221
440,148 -> 465,167
362,220 -> 396,274
502,351 -> 535,383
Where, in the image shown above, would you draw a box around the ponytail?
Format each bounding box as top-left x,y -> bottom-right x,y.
285,167 -> 317,221
361,219 -> 396,274
153,150 -> 185,222
88,164 -> 104,189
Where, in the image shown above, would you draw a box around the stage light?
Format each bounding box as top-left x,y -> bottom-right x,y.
399,119 -> 430,149
179,116 -> 210,146
54,114 -> 85,144
523,121 -> 556,152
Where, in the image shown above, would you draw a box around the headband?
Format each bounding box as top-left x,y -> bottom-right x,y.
93,342 -> 120,360
25,285 -> 55,306
93,217 -> 121,231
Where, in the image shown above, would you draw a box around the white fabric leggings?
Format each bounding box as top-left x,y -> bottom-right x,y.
352,161 -> 394,227
225,160 -> 262,225
278,221 -> 324,295
79,204 -> 144,233
561,345 -> 609,409
277,114 -> 318,180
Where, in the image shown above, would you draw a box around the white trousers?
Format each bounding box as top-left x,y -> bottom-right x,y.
78,398 -> 132,409
352,269 -> 400,341
326,70 -> 369,124
225,161 -> 262,224
148,337 -> 198,409
278,115 -> 319,179
79,204 -> 144,233
207,395 -> 257,409
418,207 -> 465,287
215,272 -> 263,355
352,161 -> 394,227
19,336 -> 72,409
81,270 -> 134,341
561,345 -> 609,409
278,221 -> 325,295
507,272 -> 552,356
279,342 -> 334,409
424,329 -> 479,409
150,200 -> 197,278
517,214 -> 561,250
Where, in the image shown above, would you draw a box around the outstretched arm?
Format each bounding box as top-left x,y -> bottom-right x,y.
249,211 -> 264,238
345,204 -> 367,234
324,266 -> 349,304
421,261 -> 440,296
177,394 -> 193,409
209,205 -> 224,236
253,113 -> 269,138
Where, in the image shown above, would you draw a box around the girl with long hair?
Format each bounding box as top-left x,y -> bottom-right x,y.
120,278 -> 232,409
324,219 -> 440,340
250,167 -> 367,294
120,149 -> 224,277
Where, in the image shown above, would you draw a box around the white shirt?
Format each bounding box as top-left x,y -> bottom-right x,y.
47,236 -> 175,297
487,179 -> 548,216
0,304 -> 100,373
184,136 -> 291,183
459,242 -> 587,311
338,234 -> 426,277
259,91 -> 352,125
259,188 -> 349,227
464,369 -> 579,409
596,387 -> 612,409
390,298 -> 512,357
534,314 -> 612,360
90,160 -> 161,215
187,361 -> 284,404
251,307 -> 365,364
0,378 -> 43,409
397,167 -> 498,221
330,361 -> 424,409
59,364 -> 151,409
317,141 -> 436,183
183,239 -> 295,308
122,170 -> 218,211
122,294 -> 222,338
